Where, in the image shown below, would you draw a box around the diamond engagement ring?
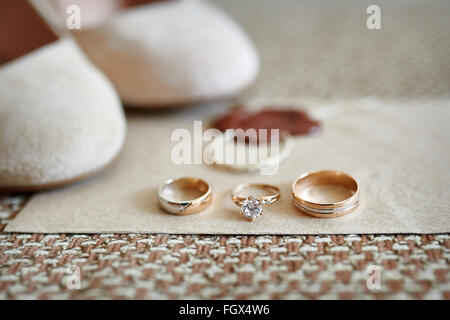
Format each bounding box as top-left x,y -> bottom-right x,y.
231,183 -> 281,221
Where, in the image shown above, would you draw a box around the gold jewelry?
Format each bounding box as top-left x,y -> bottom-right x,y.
232,183 -> 281,221
292,170 -> 359,218
158,177 -> 212,215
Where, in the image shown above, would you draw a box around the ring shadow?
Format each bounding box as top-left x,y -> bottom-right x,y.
132,180 -> 362,225
133,186 -> 167,216
133,186 -> 245,222
217,188 -> 248,222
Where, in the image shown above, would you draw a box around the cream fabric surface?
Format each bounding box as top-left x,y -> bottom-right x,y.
5,100 -> 450,234
220,0 -> 450,104
5,0 -> 450,234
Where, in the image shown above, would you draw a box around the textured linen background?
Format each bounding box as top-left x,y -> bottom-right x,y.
6,0 -> 450,234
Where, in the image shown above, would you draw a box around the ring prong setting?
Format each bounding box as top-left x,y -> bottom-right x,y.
240,196 -> 263,221
232,183 -> 280,222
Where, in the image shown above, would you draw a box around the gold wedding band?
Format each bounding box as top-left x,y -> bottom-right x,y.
292,171 -> 359,218
158,177 -> 212,215
232,183 -> 281,221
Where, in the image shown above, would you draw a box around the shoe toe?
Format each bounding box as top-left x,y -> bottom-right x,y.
74,0 -> 259,107
0,39 -> 126,190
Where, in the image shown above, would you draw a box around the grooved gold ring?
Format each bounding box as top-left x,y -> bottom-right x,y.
292,170 -> 359,218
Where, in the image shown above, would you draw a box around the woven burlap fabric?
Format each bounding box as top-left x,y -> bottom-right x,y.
1,195 -> 449,299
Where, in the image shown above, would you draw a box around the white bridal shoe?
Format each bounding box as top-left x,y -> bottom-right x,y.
0,2 -> 126,191
36,0 -> 260,108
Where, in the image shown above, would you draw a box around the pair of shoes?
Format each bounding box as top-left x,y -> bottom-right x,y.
0,0 -> 259,192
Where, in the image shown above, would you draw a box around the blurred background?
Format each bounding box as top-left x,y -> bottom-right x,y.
211,0 -> 450,104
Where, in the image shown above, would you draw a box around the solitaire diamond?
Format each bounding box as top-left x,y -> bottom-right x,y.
241,196 -> 263,220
